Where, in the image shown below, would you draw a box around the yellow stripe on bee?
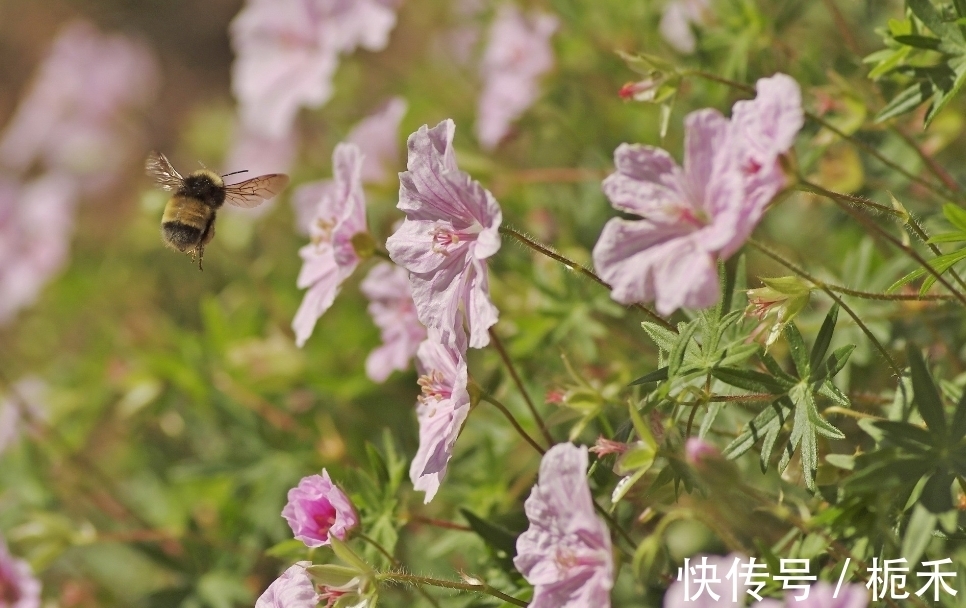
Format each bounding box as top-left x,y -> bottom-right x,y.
162,196 -> 214,229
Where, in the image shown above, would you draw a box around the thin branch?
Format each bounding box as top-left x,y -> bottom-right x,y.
480,393 -> 546,455
488,327 -> 553,445
379,572 -> 528,607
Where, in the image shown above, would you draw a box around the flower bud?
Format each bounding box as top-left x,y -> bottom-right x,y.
746,276 -> 811,347
282,471 -> 359,548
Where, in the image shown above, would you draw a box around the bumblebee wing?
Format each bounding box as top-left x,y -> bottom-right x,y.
224,174 -> 290,208
146,151 -> 184,191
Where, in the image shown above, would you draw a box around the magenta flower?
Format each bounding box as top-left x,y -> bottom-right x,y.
476,5 -> 558,150
282,471 -> 359,548
386,119 -> 502,349
231,0 -> 400,138
593,109 -> 745,314
514,443 -> 613,608
0,21 -> 159,192
255,562 -> 320,608
0,539 -> 41,608
660,0 -> 712,54
731,74 -> 803,227
410,329 -> 471,503
346,97 -> 408,184
292,143 -> 368,347
684,437 -> 719,466
0,174 -> 78,325
360,262 -> 426,383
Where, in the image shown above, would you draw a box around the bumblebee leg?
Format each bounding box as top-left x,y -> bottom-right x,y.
197,246 -> 204,271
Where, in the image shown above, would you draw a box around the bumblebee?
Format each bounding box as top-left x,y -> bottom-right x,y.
146,151 -> 289,270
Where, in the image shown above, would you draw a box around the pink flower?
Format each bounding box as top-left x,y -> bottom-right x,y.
0,21 -> 159,191
346,97 -> 408,184
514,443 -> 613,608
593,109 -> 745,314
476,5 -> 558,150
0,538 -> 41,608
731,74 -> 803,226
410,330 -> 471,503
386,119 -> 502,349
255,562 -> 320,608
660,0 -> 711,54
663,554 -> 746,608
360,262 -> 426,383
231,0 -> 400,138
282,472 -> 359,547
292,143 -> 368,347
0,174 -> 78,324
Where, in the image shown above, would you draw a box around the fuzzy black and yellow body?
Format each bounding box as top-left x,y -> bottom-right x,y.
146,153 -> 289,270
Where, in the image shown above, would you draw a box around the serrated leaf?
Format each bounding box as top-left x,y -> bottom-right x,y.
920,471 -> 955,513
809,305 -> 839,374
784,323 -> 810,378
629,366 -> 669,386
722,401 -> 789,462
907,344 -> 948,437
642,321 -> 679,353
711,367 -> 788,394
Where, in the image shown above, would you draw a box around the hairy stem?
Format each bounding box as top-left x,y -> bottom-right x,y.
378,572 -> 528,607
488,327 -> 554,445
500,225 -> 675,331
359,533 -> 441,608
480,392 -> 546,455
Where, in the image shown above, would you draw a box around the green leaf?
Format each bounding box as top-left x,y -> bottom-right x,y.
460,509 -> 519,561
760,350 -> 799,385
669,319 -> 699,377
365,442 -> 390,487
943,203 -> 966,232
925,56 -> 966,126
809,305 -> 839,374
908,0 -> 963,43
710,367 -> 788,394
907,344 -> 947,437
893,34 -> 942,50
875,81 -> 931,123
642,321 -> 679,353
819,380 -> 851,407
814,344 -> 856,384
888,267 -> 927,292
920,470 -> 955,513
629,366 -> 669,386
784,323 -> 810,378
803,387 -> 846,440
722,401 -> 789,463
902,504 -> 938,566
925,231 -> 966,244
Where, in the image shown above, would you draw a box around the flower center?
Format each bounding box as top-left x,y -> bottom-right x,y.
417,370 -> 452,404
311,217 -> 336,245
431,221 -> 483,255
678,206 -> 709,227
310,502 -> 337,537
321,587 -> 347,608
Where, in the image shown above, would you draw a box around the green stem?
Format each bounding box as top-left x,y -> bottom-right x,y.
825,284 -> 954,301
480,392 -> 546,455
488,328 -> 553,445
378,572 -> 528,607
803,180 -> 966,307
747,239 -> 903,377
359,533 -> 441,608
499,225 -> 675,331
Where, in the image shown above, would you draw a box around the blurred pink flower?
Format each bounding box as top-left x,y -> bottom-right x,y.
292,180 -> 336,236
292,143 -> 368,347
282,472 -> 359,547
0,174 -> 78,324
0,21 -> 159,191
663,553 -> 746,608
410,329 -> 470,503
592,109 -> 745,315
660,0 -> 711,54
255,562 -> 319,608
231,0 -> 400,138
346,97 -> 408,184
0,538 -> 41,608
476,5 -> 558,150
514,443 -> 613,608
0,378 -> 47,457
684,437 -> 719,465
731,74 -> 803,228
360,262 -> 426,383
223,123 -> 299,220
386,119 -> 501,349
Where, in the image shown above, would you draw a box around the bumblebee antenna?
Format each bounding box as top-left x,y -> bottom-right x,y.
222,169 -> 249,178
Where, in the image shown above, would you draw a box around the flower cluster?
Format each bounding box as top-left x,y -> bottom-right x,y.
593,73 -> 802,315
